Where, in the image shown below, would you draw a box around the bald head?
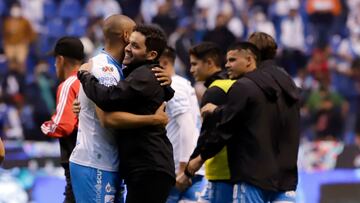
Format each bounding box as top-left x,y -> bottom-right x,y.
103,14 -> 136,42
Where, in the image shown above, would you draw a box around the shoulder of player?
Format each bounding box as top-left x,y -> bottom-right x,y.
58,76 -> 79,93
205,85 -> 227,96
171,75 -> 191,89
91,54 -> 118,71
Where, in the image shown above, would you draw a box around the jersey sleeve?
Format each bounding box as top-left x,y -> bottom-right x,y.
41,77 -> 80,138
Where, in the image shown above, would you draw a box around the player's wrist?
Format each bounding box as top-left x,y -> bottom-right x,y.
184,164 -> 195,178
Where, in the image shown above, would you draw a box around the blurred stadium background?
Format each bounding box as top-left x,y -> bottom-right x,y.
0,0 -> 360,202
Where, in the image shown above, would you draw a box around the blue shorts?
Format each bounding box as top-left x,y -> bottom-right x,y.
69,162 -> 125,203
166,175 -> 207,203
198,181 -> 233,203
233,182 -> 296,203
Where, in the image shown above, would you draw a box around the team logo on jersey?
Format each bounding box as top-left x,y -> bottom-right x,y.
102,66 -> 114,72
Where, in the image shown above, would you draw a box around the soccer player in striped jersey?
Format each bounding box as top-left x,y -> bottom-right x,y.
41,36 -> 85,203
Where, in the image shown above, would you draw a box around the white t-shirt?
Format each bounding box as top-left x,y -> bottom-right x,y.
70,50 -> 123,172
166,75 -> 204,175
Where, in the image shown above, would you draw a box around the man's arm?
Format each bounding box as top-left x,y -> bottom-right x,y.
189,87 -> 227,160
186,81 -> 249,176
174,111 -> 197,191
41,79 -> 79,138
176,111 -> 198,174
95,103 -> 168,129
78,70 -> 138,112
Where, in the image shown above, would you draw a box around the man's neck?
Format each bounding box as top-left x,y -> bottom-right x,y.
207,66 -> 222,77
63,66 -> 80,81
104,42 -> 126,63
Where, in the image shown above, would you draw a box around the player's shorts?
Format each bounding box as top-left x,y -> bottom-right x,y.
198,181 -> 233,203
69,162 -> 125,203
166,175 -> 207,203
232,182 -> 296,203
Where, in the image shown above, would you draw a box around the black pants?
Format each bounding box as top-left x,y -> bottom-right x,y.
125,171 -> 174,203
62,163 -> 76,203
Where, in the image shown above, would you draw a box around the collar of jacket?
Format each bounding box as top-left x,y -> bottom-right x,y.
204,70 -> 228,87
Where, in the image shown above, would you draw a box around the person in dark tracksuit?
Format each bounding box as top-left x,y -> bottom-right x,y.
180,41 -> 300,203
248,32 -> 300,198
78,24 -> 175,203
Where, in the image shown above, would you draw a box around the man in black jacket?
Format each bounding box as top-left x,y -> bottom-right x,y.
182,41 -> 300,203
77,25 -> 175,203
248,32 -> 300,195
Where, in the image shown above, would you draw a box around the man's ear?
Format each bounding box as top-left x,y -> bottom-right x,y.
246,55 -> 253,67
57,55 -> 65,66
146,51 -> 158,61
205,57 -> 215,67
124,31 -> 130,43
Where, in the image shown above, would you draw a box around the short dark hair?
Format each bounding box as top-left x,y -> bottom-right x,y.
189,42 -> 223,67
227,41 -> 261,64
248,32 -> 277,60
133,24 -> 167,61
161,46 -> 176,65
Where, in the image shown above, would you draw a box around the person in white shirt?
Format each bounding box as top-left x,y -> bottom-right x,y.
160,47 -> 207,203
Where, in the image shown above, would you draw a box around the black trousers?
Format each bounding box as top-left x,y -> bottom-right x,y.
125,171 -> 174,203
62,163 -> 76,203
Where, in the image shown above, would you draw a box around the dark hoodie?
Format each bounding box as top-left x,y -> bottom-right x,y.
199,60 -> 300,191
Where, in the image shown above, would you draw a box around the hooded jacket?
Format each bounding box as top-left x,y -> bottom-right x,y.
199,60 -> 300,191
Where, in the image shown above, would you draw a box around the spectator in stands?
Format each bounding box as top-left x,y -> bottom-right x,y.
306,0 -> 342,47
203,13 -> 236,55
305,83 -> 348,140
337,31 -> 360,64
24,60 -> 56,140
174,18 -> 196,82
2,3 -> 36,71
86,0 -> 122,19
313,95 -> 345,140
19,0 -> 44,32
279,3 -> 307,76
248,8 -> 276,39
152,0 -> 179,37
307,45 -> 332,86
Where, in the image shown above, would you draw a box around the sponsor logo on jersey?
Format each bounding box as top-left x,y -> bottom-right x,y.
102,66 -> 114,73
